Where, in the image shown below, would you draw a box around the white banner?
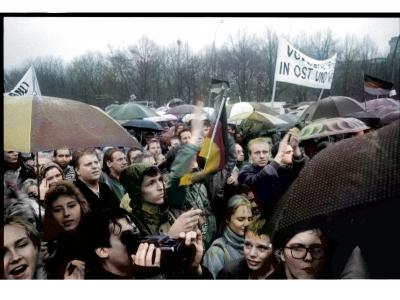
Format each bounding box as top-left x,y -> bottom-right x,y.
4,66 -> 42,96
274,38 -> 337,90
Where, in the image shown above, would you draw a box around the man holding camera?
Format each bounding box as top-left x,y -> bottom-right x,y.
85,208 -> 210,279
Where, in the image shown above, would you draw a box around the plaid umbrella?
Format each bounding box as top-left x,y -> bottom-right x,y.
270,120 -> 400,238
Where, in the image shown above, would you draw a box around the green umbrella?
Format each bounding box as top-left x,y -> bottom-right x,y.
107,102 -> 159,120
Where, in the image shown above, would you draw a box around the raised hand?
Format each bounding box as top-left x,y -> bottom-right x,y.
168,209 -> 202,239
64,260 -> 85,280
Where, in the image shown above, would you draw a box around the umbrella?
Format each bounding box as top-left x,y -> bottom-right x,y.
300,117 -> 370,141
4,95 -> 140,153
144,114 -> 178,122
270,120 -> 400,238
228,102 -> 288,125
121,119 -> 163,131
270,121 -> 400,278
166,104 -> 196,117
106,102 -> 159,120
365,98 -> 400,124
299,96 -> 369,124
344,110 -> 380,127
181,112 -> 209,123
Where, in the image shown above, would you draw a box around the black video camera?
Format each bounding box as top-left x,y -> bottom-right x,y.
120,231 -> 194,273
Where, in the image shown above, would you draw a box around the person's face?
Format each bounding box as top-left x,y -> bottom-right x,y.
227,205 -> 252,236
3,224 -> 38,279
235,144 -> 244,162
76,154 -> 101,183
244,231 -> 273,272
51,195 -> 82,233
106,218 -> 135,276
141,173 -> 165,205
180,131 -> 191,145
108,151 -> 128,176
281,230 -> 326,279
4,151 -> 19,163
128,150 -> 142,164
44,167 -> 63,185
54,149 -> 72,168
249,143 -> 270,167
281,145 -> 294,165
203,125 -> 210,137
148,142 -> 161,156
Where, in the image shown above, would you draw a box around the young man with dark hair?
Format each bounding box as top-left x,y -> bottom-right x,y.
102,148 -> 128,201
85,208 -> 208,279
53,148 -> 75,181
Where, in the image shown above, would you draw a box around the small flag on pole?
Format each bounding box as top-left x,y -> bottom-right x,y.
364,74 -> 394,96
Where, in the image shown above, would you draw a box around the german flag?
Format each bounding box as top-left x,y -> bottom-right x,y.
198,101 -> 227,174
179,99 -> 228,186
364,74 -> 394,96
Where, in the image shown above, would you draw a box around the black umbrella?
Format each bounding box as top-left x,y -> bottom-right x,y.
270,120 -> 400,237
121,119 -> 163,131
299,96 -> 370,123
270,121 -> 400,278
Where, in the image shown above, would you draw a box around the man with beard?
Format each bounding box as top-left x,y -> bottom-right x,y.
53,148 -> 75,181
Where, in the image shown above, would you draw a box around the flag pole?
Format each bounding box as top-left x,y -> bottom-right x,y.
362,71 -> 368,110
271,80 -> 277,108
317,89 -> 324,101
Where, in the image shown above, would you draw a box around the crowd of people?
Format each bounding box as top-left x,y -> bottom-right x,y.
3,101 -> 399,280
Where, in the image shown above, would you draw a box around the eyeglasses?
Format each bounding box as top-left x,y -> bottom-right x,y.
284,244 -> 325,260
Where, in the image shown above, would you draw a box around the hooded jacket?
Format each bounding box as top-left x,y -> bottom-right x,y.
120,163 -> 177,236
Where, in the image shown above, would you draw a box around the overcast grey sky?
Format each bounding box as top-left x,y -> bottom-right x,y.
4,17 -> 400,70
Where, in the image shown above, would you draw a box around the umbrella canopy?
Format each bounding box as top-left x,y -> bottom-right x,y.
106,102 -> 159,120
365,98 -> 400,124
4,95 -> 140,153
121,119 -> 163,131
228,102 -> 288,125
144,114 -> 178,123
300,117 -> 370,141
166,104 -> 196,116
344,110 -> 380,127
270,120 -> 400,238
299,96 -> 369,123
